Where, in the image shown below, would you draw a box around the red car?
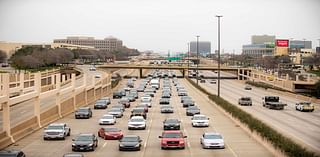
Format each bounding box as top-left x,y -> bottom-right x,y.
158,130 -> 187,149
98,127 -> 123,140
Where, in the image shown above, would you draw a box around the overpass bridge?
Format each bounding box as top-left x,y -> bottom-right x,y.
98,64 -> 249,79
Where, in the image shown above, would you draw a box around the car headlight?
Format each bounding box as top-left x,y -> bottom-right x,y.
119,143 -> 124,147
88,143 -> 93,146
72,143 -> 76,146
134,143 -> 140,147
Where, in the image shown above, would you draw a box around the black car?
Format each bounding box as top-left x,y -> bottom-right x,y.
182,99 -> 195,108
163,118 -> 181,130
63,153 -> 84,157
159,98 -> 170,105
186,106 -> 200,116
119,135 -> 142,151
72,133 -> 98,151
0,150 -> 26,157
113,91 -> 122,99
75,107 -> 92,119
130,108 -> 147,119
94,100 -> 108,109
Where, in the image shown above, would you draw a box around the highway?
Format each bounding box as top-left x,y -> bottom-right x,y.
4,75 -> 273,157
194,70 -> 320,154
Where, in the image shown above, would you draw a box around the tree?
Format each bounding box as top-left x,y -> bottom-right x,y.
0,50 -> 7,63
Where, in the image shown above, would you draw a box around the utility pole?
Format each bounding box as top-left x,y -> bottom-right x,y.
196,35 -> 200,85
188,42 -> 190,73
216,15 -> 222,97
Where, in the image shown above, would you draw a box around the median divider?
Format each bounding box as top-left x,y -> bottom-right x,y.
186,78 -> 318,157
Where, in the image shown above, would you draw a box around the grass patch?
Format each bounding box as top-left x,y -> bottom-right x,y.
186,78 -> 318,157
309,70 -> 320,77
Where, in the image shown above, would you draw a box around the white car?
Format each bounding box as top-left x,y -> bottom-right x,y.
95,74 -> 102,78
191,115 -> 209,127
141,99 -> 152,108
128,116 -> 146,130
89,66 -> 96,71
200,132 -> 225,149
99,114 -> 116,125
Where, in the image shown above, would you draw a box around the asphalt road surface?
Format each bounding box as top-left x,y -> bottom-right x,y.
195,70 -> 320,154
5,76 -> 273,157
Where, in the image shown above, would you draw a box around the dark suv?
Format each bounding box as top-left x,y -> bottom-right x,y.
0,150 -> 25,157
130,108 -> 147,119
72,133 -> 98,151
113,91 -> 122,99
75,107 -> 92,119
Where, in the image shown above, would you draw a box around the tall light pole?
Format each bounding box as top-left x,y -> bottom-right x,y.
216,15 -> 222,97
187,42 -> 190,73
196,35 -> 200,85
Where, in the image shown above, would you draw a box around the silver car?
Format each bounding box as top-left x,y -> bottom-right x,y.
200,132 -> 225,149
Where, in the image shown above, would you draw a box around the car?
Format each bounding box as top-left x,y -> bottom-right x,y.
126,95 -> 136,102
181,96 -> 192,103
99,114 -> 116,125
141,99 -> 152,108
89,67 -> 96,71
186,106 -> 200,116
163,118 -> 181,130
111,104 -> 125,112
118,98 -> 130,108
100,97 -> 111,105
0,150 -> 26,157
43,123 -> 71,140
200,79 -> 206,83
159,131 -> 187,149
128,116 -> 146,130
295,102 -> 315,112
178,90 -> 188,96
191,115 -> 209,127
130,108 -> 147,119
136,104 -> 149,113
63,153 -> 84,157
159,98 -> 170,105
160,105 -> 174,113
244,85 -> 252,90
210,80 -> 216,84
182,99 -> 195,108
95,74 -> 102,78
119,135 -> 142,151
161,93 -> 171,98
137,86 -> 145,92
108,108 -> 123,118
238,97 -> 252,106
94,99 -> 108,109
98,127 -> 123,140
200,132 -> 225,149
75,107 -> 92,119
113,91 -> 122,99
72,133 -> 98,151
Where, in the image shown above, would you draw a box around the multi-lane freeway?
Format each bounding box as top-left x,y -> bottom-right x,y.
194,70 -> 320,154
4,71 -> 273,157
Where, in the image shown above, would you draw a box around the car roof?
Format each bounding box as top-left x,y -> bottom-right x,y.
204,132 -> 221,136
163,130 -> 183,133
78,107 -> 90,109
48,123 -> 66,126
130,116 -> 144,119
193,114 -> 206,117
77,133 -> 94,136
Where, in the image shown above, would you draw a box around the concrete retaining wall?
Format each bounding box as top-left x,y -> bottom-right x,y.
40,106 -> 59,126
61,98 -> 74,116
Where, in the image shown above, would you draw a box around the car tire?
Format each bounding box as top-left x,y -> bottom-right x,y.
43,137 -> 47,140
67,129 -> 71,136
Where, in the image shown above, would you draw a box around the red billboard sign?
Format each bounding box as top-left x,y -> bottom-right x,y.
276,40 -> 289,47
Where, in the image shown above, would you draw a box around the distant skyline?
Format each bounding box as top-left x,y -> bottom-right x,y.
0,0 -> 319,54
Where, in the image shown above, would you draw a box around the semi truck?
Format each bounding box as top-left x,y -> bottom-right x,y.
262,96 -> 287,110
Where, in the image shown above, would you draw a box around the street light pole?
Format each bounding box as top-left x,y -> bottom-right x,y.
187,42 -> 190,74
216,15 -> 222,97
196,35 -> 200,85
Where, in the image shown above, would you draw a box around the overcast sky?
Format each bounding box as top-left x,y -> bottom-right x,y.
0,0 -> 319,54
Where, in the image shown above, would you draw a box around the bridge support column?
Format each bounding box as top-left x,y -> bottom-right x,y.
55,74 -> 62,118
182,69 -> 185,78
34,73 -> 41,128
83,73 -> 88,105
139,68 -> 143,78
71,73 -> 77,110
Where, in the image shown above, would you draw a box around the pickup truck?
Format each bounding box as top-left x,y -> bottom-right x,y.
43,123 -> 71,140
262,96 -> 287,110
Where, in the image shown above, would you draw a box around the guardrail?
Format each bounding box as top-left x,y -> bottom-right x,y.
0,70 -> 111,149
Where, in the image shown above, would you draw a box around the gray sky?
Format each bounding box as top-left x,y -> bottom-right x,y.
0,0 -> 319,54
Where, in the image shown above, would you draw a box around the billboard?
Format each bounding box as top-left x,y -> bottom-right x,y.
276,39 -> 289,47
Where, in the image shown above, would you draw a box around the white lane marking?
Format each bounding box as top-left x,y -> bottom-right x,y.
102,141 -> 107,148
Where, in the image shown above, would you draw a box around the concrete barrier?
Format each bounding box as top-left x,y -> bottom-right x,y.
61,98 -> 74,116
75,91 -> 86,107
40,106 -> 60,126
10,116 -> 39,143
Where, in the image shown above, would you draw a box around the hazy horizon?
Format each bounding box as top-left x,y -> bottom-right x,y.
0,0 -> 319,54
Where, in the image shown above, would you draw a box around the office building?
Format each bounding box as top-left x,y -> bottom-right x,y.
189,41 -> 211,56
289,40 -> 312,49
252,35 -> 275,45
242,35 -> 275,58
54,36 -> 123,51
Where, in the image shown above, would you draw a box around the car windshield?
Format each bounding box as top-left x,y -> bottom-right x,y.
96,100 -> 106,103
133,108 -> 144,112
193,116 -> 207,120
161,106 -> 172,109
102,115 -> 113,119
300,102 -> 311,105
121,136 -> 138,142
77,109 -> 88,112
163,133 -> 183,138
130,118 -> 144,122
75,135 -> 92,141
204,134 -> 222,139
141,99 -> 150,102
104,128 -> 120,132
241,98 -> 251,101
47,125 -> 64,130
165,119 -> 179,123
109,108 -> 121,112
